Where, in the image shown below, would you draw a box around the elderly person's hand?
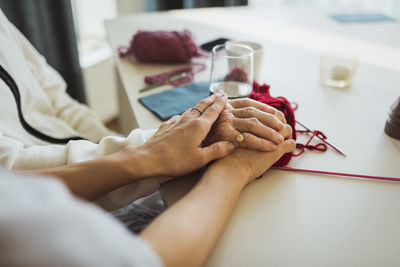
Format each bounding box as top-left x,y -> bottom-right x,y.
204,98 -> 292,152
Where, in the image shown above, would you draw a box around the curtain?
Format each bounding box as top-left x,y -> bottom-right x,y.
0,0 -> 87,104
188,0 -> 248,8
158,0 -> 184,10
155,0 -> 248,10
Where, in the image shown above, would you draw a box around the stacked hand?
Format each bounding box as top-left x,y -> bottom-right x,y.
126,93 -> 294,179
205,98 -> 292,151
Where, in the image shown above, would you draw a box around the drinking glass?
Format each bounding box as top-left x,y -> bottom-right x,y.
226,40 -> 263,81
209,43 -> 254,98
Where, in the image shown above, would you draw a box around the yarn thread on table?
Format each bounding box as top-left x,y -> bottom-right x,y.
144,63 -> 206,88
250,82 -> 400,182
250,81 -> 332,166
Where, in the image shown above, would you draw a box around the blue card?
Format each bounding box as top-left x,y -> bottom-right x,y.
138,82 -> 210,121
330,13 -> 395,23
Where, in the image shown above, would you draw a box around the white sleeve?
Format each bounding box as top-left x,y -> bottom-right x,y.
0,128 -> 161,210
0,128 -> 156,170
0,169 -> 163,267
8,14 -> 112,142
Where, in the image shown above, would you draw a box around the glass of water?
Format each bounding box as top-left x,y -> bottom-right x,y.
209,43 -> 254,98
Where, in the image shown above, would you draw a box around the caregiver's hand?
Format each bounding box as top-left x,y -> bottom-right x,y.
125,92 -> 236,177
205,98 -> 291,152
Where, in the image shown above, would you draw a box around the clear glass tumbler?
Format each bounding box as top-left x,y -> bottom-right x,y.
209,43 -> 254,98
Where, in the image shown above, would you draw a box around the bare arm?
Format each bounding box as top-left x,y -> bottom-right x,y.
140,137 -> 295,267
140,161 -> 247,267
33,149 -> 152,200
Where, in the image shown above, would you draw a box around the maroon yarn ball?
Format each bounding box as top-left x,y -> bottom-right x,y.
119,30 -> 202,63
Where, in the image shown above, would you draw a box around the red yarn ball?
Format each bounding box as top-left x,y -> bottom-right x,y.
225,67 -> 249,83
119,30 -> 202,63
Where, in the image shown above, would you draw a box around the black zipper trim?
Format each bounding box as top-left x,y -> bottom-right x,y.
0,64 -> 86,144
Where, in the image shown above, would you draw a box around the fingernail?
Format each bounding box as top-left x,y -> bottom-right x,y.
271,144 -> 278,150
277,135 -> 284,143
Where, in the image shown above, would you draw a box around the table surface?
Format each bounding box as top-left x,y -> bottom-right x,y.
105,6 -> 400,266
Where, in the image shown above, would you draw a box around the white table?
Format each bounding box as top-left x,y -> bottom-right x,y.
106,6 -> 400,266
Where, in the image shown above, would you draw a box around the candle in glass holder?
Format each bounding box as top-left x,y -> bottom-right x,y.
320,51 -> 358,88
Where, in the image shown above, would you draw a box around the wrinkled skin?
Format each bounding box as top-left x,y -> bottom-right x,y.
205,98 -> 293,152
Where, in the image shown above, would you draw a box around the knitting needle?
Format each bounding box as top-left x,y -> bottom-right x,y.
139,73 -> 184,93
295,121 -> 347,157
272,166 -> 400,183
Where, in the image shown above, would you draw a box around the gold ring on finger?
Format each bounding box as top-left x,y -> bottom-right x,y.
235,133 -> 245,144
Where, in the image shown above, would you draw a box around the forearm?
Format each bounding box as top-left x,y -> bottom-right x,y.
140,164 -> 249,267
24,148 -> 153,201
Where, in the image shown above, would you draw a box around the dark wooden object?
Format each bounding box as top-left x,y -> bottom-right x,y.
385,97 -> 400,140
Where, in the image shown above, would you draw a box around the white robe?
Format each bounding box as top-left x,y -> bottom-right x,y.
0,9 -> 161,210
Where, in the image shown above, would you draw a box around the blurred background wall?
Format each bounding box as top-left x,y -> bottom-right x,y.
71,0 -> 248,123
1,0 -> 398,124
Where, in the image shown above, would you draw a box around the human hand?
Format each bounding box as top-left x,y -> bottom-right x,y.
204,98 -> 291,152
128,92 -> 236,177
207,126 -> 295,185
